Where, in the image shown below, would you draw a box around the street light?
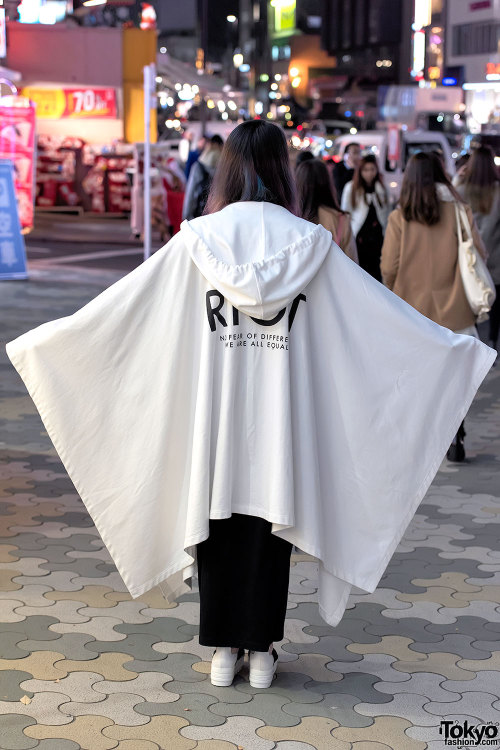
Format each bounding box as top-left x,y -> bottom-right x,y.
227,15 -> 237,22
233,51 -> 244,68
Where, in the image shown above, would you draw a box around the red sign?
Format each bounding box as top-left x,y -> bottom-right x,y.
470,1 -> 491,9
21,87 -> 117,119
64,88 -> 117,118
0,102 -> 36,231
387,124 -> 401,163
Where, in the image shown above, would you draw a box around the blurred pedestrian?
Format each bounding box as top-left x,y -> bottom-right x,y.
381,151 -> 488,460
178,130 -> 193,167
453,152 -> 470,185
341,154 -> 388,281
455,145 -> 500,353
7,123 -> 495,700
161,155 -> 187,236
185,135 -> 206,179
182,135 -> 224,220
296,158 -> 358,262
333,141 -> 361,198
295,150 -> 314,168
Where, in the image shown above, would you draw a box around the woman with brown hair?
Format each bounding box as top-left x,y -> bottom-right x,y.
381,151 -> 488,460
296,158 -> 358,262
341,154 -> 389,281
455,145 -> 500,352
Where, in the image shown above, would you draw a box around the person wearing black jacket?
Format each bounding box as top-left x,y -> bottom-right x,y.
333,142 -> 361,199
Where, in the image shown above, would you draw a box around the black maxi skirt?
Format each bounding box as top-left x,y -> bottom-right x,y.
196,514 -> 293,652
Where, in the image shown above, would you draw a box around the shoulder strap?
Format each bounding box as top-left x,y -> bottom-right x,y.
454,201 -> 470,244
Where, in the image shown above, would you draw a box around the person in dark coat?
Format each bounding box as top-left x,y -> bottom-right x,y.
333,142 -> 361,199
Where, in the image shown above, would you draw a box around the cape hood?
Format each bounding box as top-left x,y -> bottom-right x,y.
183,202 -> 332,319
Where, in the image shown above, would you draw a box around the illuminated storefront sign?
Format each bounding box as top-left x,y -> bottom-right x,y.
270,0 -> 296,33
18,0 -> 67,25
414,0 -> 432,30
412,30 -> 426,79
21,88 -> 117,119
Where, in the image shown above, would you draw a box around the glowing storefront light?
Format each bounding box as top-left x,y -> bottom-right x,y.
414,0 -> 431,30
411,30 -> 426,79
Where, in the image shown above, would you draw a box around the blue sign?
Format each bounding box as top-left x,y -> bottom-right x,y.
0,161 -> 28,281
442,77 -> 458,86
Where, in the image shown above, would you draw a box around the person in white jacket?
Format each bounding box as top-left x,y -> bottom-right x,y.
5,122 -> 495,693
341,154 -> 389,281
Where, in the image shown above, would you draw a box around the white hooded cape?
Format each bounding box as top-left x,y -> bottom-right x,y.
6,202 -> 495,626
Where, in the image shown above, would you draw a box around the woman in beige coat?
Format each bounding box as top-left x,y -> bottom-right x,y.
381,151 -> 487,460
296,158 -> 358,262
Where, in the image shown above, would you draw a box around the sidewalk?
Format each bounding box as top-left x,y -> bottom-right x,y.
1,269 -> 500,750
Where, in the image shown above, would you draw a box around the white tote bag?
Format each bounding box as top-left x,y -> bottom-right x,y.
455,201 -> 496,324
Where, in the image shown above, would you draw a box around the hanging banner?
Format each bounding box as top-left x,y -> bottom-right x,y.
21,87 -> 117,119
0,161 -> 28,281
0,102 -> 36,232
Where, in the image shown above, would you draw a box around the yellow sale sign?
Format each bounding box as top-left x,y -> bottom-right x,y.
21,88 -> 117,119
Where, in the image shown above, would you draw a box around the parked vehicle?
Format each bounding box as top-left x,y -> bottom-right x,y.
328,130 -> 455,204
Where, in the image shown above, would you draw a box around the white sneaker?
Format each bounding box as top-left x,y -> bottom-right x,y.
249,648 -> 278,688
210,647 -> 245,687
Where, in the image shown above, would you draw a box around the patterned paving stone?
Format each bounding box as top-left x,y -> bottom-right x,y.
326,653 -> 413,683
125,653 -> 206,682
182,716 -> 275,750
209,692 -> 299,727
275,653 -> 343,682
355,692 -> 444,726
441,670 -> 500,698
235,671 -> 324,704
0,714 -> 39,750
423,691 -> 500,723
331,716 -> 427,749
20,672 -> 105,704
0,692 -> 73,725
364,616 -> 444,644
0,669 -> 35,701
24,714 -> 119,749
256,716 -> 346,750
372,672 -> 461,702
19,633 -> 98,661
62,692 -> 150,725
282,634 -> 362,662
392,651 -> 479,679
281,691 -> 374,728
347,636 -> 425,662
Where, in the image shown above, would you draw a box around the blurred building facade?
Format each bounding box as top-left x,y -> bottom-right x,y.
445,0 -> 500,134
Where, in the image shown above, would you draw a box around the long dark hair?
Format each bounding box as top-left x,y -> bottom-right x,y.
351,154 -> 386,208
204,120 -> 298,215
296,158 -> 343,222
399,151 -> 463,226
461,145 -> 499,214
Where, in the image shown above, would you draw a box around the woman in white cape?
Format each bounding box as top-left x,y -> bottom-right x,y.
6,122 -> 495,689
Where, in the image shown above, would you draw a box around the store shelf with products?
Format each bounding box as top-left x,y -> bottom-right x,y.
35,135 -> 133,215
